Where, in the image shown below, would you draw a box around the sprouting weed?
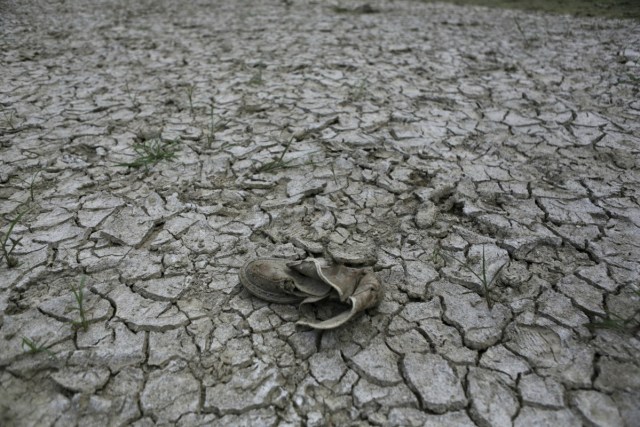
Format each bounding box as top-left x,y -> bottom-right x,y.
124,81 -> 139,109
205,100 -> 229,148
21,336 -> 56,358
70,276 -> 89,331
349,79 -> 368,102
1,110 -> 19,130
258,135 -> 296,172
248,69 -> 264,86
116,138 -> 179,170
17,171 -> 41,202
588,289 -> 640,335
433,245 -> 506,309
1,207 -> 30,268
28,171 -> 40,202
514,18 -> 531,47
186,84 -> 195,117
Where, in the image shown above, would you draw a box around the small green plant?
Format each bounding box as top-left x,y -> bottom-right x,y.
258,117 -> 337,172
331,163 -> 339,185
588,315 -> 640,334
348,79 -> 368,102
17,171 -> 40,202
513,18 -> 531,47
248,69 -> 264,86
258,135 -> 296,172
116,138 -> 179,170
621,73 -> 640,87
28,171 -> 40,202
1,110 -> 18,130
588,289 -> 640,335
1,207 -> 29,268
21,336 -> 56,358
206,103 -> 215,147
70,276 -> 89,331
124,81 -> 139,109
204,100 -> 229,148
433,245 -> 505,309
186,84 -> 195,117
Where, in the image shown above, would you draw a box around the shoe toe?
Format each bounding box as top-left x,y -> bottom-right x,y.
241,258 -> 305,303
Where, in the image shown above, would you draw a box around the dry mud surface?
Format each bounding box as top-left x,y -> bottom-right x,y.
1,0 -> 640,426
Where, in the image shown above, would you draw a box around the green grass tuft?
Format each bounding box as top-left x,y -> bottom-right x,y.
21,336 -> 56,358
70,276 -> 89,331
588,289 -> 640,335
258,135 -> 296,172
204,100 -> 229,148
248,69 -> 264,86
433,244 -> 506,309
1,207 -> 30,268
1,109 -> 19,130
116,138 -> 179,170
186,84 -> 195,117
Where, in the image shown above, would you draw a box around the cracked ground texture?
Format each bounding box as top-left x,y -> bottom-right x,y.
1,0 -> 639,425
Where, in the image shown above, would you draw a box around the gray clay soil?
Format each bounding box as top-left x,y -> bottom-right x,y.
1,0 -> 639,426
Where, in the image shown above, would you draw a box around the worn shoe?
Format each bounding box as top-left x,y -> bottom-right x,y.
296,269 -> 383,330
239,258 -> 332,304
239,257 -> 383,329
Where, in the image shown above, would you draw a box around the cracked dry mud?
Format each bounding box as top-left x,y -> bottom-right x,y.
1,0 -> 639,426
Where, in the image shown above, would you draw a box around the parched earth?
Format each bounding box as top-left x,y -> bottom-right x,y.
1,0 -> 639,425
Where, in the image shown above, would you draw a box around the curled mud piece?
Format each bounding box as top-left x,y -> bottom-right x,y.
240,258 -> 383,329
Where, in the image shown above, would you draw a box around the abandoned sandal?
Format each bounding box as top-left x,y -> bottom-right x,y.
240,258 -> 383,329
